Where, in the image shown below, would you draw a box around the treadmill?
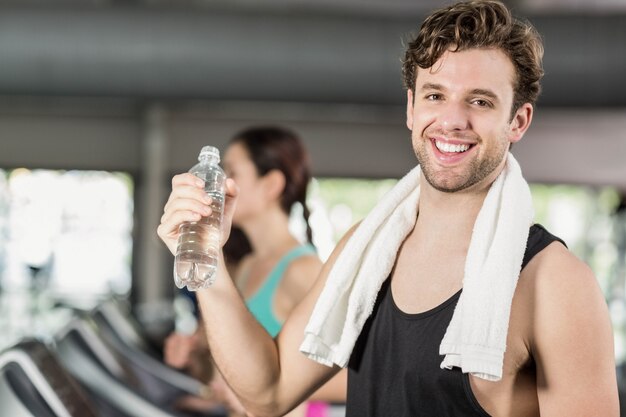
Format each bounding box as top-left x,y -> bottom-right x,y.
92,300 -> 344,417
0,338 -> 98,417
54,317 -> 219,417
89,300 -> 155,356
90,300 -> 206,397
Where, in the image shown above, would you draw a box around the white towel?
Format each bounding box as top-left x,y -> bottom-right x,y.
299,153 -> 534,381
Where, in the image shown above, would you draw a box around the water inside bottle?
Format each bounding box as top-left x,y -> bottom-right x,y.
174,191 -> 224,290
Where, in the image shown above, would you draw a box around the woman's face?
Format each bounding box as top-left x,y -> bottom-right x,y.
223,142 -> 267,225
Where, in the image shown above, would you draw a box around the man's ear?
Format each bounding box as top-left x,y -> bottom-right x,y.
508,103 -> 533,145
406,89 -> 415,131
262,169 -> 286,201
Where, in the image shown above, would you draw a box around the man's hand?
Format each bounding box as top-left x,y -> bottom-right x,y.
158,173 -> 239,255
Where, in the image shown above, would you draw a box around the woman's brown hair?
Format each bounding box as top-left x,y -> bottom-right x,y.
230,126 -> 315,245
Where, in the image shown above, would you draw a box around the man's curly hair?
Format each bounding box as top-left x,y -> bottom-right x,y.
402,0 -> 544,113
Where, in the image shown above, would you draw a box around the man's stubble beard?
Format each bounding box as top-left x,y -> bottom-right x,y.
412,132 -> 509,194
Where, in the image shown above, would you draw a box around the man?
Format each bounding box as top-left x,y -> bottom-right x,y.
158,1 -> 618,415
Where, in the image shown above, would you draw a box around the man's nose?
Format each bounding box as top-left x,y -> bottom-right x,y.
439,101 -> 470,131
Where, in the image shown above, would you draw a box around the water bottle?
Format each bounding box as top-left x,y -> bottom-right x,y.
174,146 -> 226,291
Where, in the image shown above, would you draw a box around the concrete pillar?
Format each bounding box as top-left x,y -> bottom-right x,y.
133,103 -> 174,341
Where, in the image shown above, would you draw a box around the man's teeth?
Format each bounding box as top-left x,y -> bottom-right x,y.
435,140 -> 470,153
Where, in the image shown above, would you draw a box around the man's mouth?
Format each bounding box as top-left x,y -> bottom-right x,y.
434,139 -> 473,153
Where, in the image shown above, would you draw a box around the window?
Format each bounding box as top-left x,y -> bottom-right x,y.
0,168 -> 133,349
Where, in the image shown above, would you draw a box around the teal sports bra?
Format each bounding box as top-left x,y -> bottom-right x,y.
245,244 -> 317,337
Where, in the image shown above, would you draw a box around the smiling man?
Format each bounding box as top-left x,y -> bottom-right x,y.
158,1 -> 619,416
407,48 -> 524,195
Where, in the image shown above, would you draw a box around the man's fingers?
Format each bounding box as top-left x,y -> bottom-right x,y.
172,172 -> 204,188
159,209 -> 201,231
162,198 -> 211,223
164,184 -> 209,213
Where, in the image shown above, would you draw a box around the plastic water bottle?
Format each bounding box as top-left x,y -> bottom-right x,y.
174,146 -> 226,291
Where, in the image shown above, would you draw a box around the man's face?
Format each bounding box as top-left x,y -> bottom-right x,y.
406,47 -> 532,194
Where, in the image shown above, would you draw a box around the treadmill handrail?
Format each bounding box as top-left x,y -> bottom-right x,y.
0,372 -> 44,417
56,340 -> 180,417
0,350 -> 74,417
93,304 -> 204,395
98,302 -> 150,351
55,318 -> 127,380
97,322 -> 204,395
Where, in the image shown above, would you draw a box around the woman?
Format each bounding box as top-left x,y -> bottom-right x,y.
163,126 -> 345,417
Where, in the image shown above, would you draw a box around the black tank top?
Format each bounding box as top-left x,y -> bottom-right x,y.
346,224 -> 565,417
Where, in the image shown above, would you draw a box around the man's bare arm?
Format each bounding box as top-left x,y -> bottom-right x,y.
532,244 -> 619,416
195,228 -> 355,417
159,173 -> 350,416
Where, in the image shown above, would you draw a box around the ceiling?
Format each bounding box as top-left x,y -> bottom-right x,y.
2,0 -> 626,14
0,0 -> 624,107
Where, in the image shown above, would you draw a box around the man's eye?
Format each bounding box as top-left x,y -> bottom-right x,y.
426,94 -> 441,101
472,99 -> 491,107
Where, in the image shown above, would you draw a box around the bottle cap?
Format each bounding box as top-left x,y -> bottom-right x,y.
199,146 -> 220,162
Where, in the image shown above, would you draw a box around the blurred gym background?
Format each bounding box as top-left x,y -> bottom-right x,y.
0,0 -> 625,415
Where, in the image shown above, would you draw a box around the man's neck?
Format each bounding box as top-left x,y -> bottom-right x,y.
415,176 -> 491,245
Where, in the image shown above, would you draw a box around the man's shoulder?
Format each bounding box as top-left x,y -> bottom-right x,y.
514,237 -> 598,339
522,224 -> 565,267
511,233 -> 605,363
522,236 -> 594,289
515,229 -> 617,415
516,234 -> 603,347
